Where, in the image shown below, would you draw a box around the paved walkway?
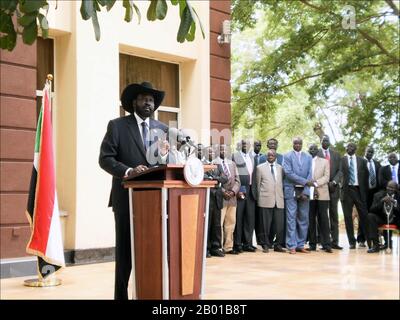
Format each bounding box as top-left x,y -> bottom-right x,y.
1,242 -> 399,300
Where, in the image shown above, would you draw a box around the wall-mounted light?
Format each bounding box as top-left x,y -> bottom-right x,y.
217,20 -> 231,44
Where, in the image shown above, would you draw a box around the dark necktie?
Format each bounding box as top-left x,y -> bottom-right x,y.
349,156 -> 355,185
254,154 -> 259,166
141,122 -> 148,151
369,160 -> 376,187
270,164 -> 275,180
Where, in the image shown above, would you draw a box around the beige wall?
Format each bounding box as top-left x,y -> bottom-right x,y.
47,1 -> 210,250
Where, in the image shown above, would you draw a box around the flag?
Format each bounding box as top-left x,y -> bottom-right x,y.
26,83 -> 65,279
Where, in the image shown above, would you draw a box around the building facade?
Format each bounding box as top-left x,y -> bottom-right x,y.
0,0 -> 231,277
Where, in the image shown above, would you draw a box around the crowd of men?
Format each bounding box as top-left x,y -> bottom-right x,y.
197,136 -> 400,256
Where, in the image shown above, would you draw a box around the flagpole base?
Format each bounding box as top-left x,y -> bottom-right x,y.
24,278 -> 61,287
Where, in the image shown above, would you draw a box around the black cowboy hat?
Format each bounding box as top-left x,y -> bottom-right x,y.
120,81 -> 165,113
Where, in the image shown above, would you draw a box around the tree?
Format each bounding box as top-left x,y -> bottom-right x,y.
232,0 -> 399,159
0,0 -> 204,51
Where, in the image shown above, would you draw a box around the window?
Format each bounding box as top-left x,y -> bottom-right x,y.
119,54 -> 180,127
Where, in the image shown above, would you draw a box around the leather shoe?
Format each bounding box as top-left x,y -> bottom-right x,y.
308,245 -> 317,251
243,246 -> 256,252
235,246 -> 243,253
349,244 -> 356,249
367,246 -> 380,253
358,242 -> 366,248
289,249 -> 296,254
331,244 -> 343,250
296,248 -> 310,253
251,245 -> 257,250
323,247 -> 333,253
210,249 -> 225,257
380,244 -> 392,251
261,245 -> 269,253
274,246 -> 286,252
226,249 -> 239,255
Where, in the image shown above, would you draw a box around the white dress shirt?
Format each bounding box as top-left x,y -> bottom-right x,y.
268,161 -> 277,181
134,112 -> 150,142
241,151 -> 253,184
391,163 -> 399,183
294,150 -> 302,164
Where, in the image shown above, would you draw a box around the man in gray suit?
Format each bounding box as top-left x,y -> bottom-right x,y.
214,144 -> 241,254
318,135 -> 343,250
283,137 -> 313,254
256,149 -> 285,253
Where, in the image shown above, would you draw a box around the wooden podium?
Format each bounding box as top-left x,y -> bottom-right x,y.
122,164 -> 216,300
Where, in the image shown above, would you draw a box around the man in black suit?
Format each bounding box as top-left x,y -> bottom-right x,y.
358,146 -> 382,246
232,140 -> 257,252
379,153 -> 400,189
99,82 -> 169,299
318,135 -> 343,249
366,181 -> 399,253
339,142 -> 369,249
205,145 -> 226,258
252,140 -> 263,248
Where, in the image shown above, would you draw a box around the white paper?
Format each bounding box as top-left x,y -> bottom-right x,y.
310,186 -> 314,200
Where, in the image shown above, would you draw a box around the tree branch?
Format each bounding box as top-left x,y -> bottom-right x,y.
358,29 -> 399,63
235,72 -> 324,102
235,60 -> 397,103
279,72 -> 324,90
318,106 -> 338,142
299,0 -> 328,12
385,0 -> 399,17
351,61 -> 398,72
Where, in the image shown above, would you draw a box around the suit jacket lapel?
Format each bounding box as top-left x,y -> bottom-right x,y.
357,156 -> 362,177
126,114 -> 146,159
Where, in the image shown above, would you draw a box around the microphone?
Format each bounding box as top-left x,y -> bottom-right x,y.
184,136 -> 198,149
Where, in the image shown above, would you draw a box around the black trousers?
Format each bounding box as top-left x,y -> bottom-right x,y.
207,196 -> 222,251
234,186 -> 256,249
358,187 -> 379,242
328,195 -> 340,246
309,200 -> 331,248
114,210 -> 131,300
367,213 -> 397,247
341,186 -> 368,246
257,207 -> 284,247
255,206 -> 262,244
268,206 -> 286,247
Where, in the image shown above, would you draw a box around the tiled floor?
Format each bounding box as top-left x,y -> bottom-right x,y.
1,243 -> 399,300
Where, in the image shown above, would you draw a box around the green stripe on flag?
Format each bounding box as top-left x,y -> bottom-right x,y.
34,108 -> 43,153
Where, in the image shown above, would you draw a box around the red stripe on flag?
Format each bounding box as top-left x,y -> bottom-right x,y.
28,90 -> 55,254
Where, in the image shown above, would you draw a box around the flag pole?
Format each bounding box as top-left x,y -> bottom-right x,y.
24,74 -> 62,288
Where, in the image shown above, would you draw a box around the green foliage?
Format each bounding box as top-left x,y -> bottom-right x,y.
232,0 -> 399,158
173,0 -> 204,43
147,0 -> 167,21
0,0 -> 204,51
